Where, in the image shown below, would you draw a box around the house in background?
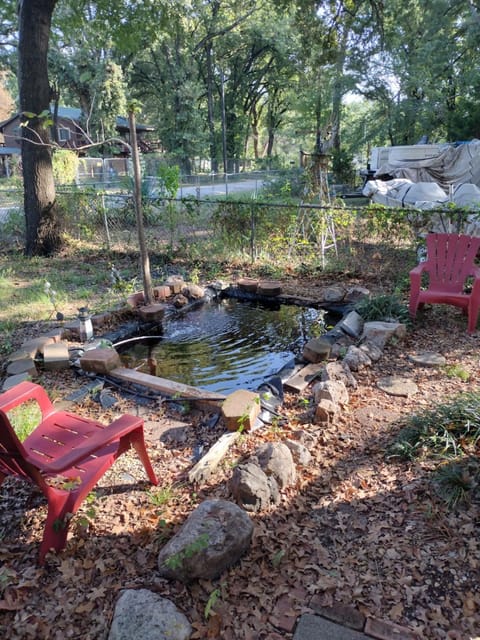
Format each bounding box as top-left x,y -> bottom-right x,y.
0,106 -> 159,176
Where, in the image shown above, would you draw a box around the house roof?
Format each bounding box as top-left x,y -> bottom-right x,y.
0,107 -> 154,132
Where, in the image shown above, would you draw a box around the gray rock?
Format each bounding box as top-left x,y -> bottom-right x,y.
360,321 -> 406,349
359,341 -> 383,362
408,351 -> 446,367
321,361 -> 358,389
158,499 -> 253,583
229,461 -> 278,511
254,441 -> 297,489
344,285 -> 370,304
108,589 -> 191,640
284,439 -> 312,466
377,376 -> 418,397
343,345 -> 372,371
314,398 -> 339,424
323,286 -> 345,302
313,380 -> 349,407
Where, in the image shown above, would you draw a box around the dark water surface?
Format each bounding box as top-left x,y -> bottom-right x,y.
118,298 -> 328,395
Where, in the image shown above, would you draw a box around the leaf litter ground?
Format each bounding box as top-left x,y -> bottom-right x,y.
0,282 -> 479,640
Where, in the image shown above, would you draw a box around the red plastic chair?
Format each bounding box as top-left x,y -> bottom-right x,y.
0,381 -> 158,563
409,233 -> 480,334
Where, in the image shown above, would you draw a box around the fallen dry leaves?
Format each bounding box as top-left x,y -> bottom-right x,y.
0,297 -> 479,639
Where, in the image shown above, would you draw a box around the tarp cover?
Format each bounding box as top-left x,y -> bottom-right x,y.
374,140 -> 480,190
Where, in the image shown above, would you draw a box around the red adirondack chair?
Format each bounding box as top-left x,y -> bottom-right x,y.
0,381 -> 158,563
409,232 -> 480,334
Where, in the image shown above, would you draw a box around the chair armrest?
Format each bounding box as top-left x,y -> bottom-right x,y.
0,381 -> 55,418
38,413 -> 145,474
409,262 -> 428,277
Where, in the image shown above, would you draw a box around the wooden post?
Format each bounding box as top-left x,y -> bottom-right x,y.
128,108 -> 154,305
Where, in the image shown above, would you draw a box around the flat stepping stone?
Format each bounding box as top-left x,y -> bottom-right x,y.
377,376 -> 418,397
408,351 -> 446,367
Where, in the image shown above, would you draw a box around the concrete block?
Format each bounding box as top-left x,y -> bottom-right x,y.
338,310 -> 364,339
257,280 -> 282,296
303,337 -> 332,363
237,277 -> 258,293
42,328 -> 64,343
43,342 -> 71,370
165,276 -> 184,294
138,303 -> 167,322
222,389 -> 261,432
80,348 -> 121,375
153,285 -> 172,300
21,336 -> 55,355
126,291 -> 145,308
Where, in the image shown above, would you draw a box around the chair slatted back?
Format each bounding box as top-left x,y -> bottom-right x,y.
425,233 -> 480,292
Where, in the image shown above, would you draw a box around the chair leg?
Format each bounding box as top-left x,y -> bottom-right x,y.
129,431 -> 158,485
468,306 -> 480,333
39,496 -> 72,563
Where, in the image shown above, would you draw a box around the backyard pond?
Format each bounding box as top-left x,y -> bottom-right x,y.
117,297 -> 333,395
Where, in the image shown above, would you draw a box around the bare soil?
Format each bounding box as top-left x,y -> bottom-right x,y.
0,270 -> 479,640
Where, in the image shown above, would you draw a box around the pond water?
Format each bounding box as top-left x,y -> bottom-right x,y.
117,298 -> 332,395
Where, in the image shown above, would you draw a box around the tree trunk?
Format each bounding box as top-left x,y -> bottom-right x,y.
18,0 -> 62,256
129,110 -> 154,305
205,43 -> 219,173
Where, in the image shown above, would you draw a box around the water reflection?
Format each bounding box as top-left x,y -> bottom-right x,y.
118,298 -> 330,395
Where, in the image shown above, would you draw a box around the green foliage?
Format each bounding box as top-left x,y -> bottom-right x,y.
52,149 -> 79,185
355,293 -> 410,323
387,393 -> 480,462
204,584 -> 225,620
330,148 -> 355,186
432,458 -> 479,508
164,533 -> 210,570
443,364 -> 470,382
147,485 -> 176,508
157,165 -> 180,199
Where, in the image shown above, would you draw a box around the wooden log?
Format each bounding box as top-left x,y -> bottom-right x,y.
188,431 -> 240,484
109,367 -> 226,405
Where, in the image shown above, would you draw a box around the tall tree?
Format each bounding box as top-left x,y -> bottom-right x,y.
18,0 -> 61,256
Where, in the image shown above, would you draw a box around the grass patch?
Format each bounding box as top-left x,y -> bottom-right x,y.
8,400 -> 42,441
355,293 -> 411,324
387,392 -> 480,461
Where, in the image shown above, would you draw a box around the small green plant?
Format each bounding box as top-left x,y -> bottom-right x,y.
78,491 -> 97,527
355,293 -> 410,324
432,458 -> 479,508
164,533 -> 210,570
271,548 -> 286,567
443,364 -> 470,382
204,583 -> 225,619
147,485 -> 176,508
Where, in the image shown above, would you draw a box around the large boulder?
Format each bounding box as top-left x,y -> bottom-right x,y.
158,499 -> 253,583
108,589 -> 191,640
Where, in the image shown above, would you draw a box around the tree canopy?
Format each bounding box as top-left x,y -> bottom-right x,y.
3,0 -> 480,254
